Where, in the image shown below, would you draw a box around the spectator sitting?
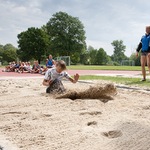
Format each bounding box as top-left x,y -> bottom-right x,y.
23,62 -> 32,73
15,61 -> 21,72
40,59 -> 49,75
18,62 -> 26,73
2,62 -> 12,72
31,60 -> 41,73
13,62 -> 20,72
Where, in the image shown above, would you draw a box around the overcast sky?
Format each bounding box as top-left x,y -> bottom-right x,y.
0,0 -> 150,56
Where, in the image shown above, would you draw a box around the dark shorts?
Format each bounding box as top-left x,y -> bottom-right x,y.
46,79 -> 65,94
141,51 -> 150,56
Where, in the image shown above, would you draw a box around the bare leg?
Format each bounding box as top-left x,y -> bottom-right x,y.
46,79 -> 65,93
141,55 -> 147,80
147,54 -> 150,74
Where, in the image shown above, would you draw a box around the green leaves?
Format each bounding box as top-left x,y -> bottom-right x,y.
111,40 -> 127,63
46,11 -> 86,59
0,43 -> 17,63
17,27 -> 50,63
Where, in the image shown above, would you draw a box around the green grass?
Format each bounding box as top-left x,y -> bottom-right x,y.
79,75 -> 150,88
0,64 -> 143,71
68,65 -> 142,71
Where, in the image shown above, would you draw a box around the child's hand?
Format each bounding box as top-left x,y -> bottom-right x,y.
74,73 -> 79,82
49,80 -> 53,85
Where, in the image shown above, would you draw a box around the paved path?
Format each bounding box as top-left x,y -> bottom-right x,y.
0,68 -> 142,79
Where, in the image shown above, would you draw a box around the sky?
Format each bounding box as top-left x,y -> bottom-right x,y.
0,0 -> 150,57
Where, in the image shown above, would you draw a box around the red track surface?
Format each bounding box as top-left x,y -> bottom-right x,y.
0,68 -> 141,78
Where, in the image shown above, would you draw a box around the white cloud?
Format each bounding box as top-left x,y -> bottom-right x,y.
0,0 -> 150,56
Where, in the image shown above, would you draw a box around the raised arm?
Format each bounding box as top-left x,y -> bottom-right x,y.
69,73 -> 79,83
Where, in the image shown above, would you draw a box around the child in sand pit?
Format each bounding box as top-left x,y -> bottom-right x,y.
43,60 -> 79,93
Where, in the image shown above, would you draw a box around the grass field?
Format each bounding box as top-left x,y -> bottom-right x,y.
68,65 -> 142,71
79,75 -> 150,88
1,64 -> 142,71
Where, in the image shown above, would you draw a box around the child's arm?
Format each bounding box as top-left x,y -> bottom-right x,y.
42,79 -> 52,86
69,73 -> 79,83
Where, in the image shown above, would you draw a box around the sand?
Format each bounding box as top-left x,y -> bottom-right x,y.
0,78 -> 150,150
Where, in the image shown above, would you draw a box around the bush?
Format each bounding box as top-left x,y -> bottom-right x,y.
113,61 -> 120,66
2,61 -> 9,66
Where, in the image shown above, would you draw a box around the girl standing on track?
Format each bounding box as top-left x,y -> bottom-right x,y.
136,26 -> 150,81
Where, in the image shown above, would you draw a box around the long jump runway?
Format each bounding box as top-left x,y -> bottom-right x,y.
0,68 -> 141,79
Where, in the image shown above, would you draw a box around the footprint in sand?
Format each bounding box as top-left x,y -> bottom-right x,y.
1,90 -> 8,94
42,114 -> 52,117
80,111 -> 102,116
87,121 -> 97,126
33,88 -> 40,91
101,130 -> 122,138
15,85 -> 23,88
142,105 -> 150,110
1,112 -> 22,115
1,112 -> 28,116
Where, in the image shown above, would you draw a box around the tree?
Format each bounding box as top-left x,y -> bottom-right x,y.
130,52 -> 141,66
95,48 -> 108,65
80,51 -> 90,64
111,40 -> 127,64
0,44 -> 3,61
17,27 -> 50,63
88,46 -> 97,64
2,44 -> 17,62
46,11 -> 86,62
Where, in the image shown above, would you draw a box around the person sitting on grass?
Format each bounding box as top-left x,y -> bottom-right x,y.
23,62 -> 32,73
18,62 -> 26,73
2,62 -> 12,72
31,60 -> 41,73
40,59 -> 49,75
42,60 -> 79,93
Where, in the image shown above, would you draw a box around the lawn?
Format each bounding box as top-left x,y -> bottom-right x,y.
68,65 -> 142,71
79,75 -> 150,88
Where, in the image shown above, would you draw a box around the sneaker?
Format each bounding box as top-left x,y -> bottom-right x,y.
140,79 -> 146,81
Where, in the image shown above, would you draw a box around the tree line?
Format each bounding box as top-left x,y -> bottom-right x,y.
0,11 -> 141,66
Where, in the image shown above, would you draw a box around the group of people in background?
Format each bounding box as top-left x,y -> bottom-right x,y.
2,54 -> 79,94
2,54 -> 55,75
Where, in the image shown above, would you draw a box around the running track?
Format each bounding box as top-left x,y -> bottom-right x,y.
0,68 -> 141,78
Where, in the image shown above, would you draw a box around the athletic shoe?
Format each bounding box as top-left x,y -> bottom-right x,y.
140,79 -> 146,81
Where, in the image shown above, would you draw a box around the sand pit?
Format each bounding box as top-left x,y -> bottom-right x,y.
0,78 -> 150,150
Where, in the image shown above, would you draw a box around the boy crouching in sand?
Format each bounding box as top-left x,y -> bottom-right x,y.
43,60 -> 79,93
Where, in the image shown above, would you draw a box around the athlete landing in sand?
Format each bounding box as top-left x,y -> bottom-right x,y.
42,60 -> 79,93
